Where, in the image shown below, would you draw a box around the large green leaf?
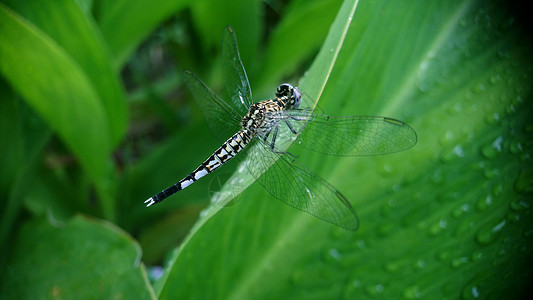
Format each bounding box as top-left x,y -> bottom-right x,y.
190,0 -> 262,71
2,0 -> 128,147
0,81 -> 51,255
1,215 -> 154,299
0,4 -> 117,218
152,0 -> 532,298
256,0 -> 343,92
97,0 -> 190,68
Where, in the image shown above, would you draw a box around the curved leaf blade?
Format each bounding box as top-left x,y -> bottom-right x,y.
0,5 -> 113,200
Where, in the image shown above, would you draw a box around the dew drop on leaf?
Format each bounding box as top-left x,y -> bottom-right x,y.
454,219 -> 476,237
403,285 -> 422,299
480,136 -> 503,159
513,169 -> 533,194
451,203 -> 471,219
384,260 -> 402,273
429,219 -> 448,236
413,259 -> 426,270
450,256 -> 469,268
475,194 -> 493,211
461,283 -> 481,299
365,284 -> 385,297
470,250 -> 483,262
476,219 -> 506,245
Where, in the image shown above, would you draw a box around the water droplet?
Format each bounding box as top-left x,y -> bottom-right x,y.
480,136 -> 503,158
492,184 -> 504,196
484,112 -> 501,125
429,219 -> 448,235
489,73 -> 502,85
378,163 -> 394,177
403,285 -> 422,299
483,167 -> 500,179
461,284 -> 481,299
327,248 -> 342,261
365,284 -> 385,296
343,279 -> 362,295
431,169 -> 444,184
437,251 -> 451,262
438,190 -> 460,204
413,259 -> 426,269
385,261 -> 402,273
471,250 -> 483,262
355,240 -> 366,249
476,194 -> 493,211
451,203 -> 471,219
451,256 -> 469,268
473,83 -> 486,94
506,210 -> 520,223
509,141 -> 523,154
147,265 -> 164,281
455,219 -> 476,237
439,130 -> 456,146
451,102 -> 464,114
453,145 -> 465,157
320,245 -> 355,269
199,208 -> 209,218
514,170 -> 533,194
497,48 -> 511,59
476,220 -> 506,245
481,145 -> 498,159
440,145 -> 465,162
509,198 -> 528,211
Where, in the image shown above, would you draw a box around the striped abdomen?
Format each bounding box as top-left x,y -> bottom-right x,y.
145,130 -> 252,206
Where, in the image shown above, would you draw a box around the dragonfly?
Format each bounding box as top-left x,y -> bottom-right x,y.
145,26 -> 417,231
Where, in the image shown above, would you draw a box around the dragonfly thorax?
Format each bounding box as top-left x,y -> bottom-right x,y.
241,100 -> 284,137
240,84 -> 302,138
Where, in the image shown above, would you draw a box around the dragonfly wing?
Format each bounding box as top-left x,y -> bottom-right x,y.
183,70 -> 242,142
242,139 -> 359,231
284,111 -> 418,156
221,26 -> 253,115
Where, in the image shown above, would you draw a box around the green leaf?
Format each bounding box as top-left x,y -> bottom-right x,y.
3,0 -> 128,146
190,0 -> 262,73
256,0 -> 343,92
0,81 -> 51,253
97,0 -> 190,68
151,0 -> 533,299
0,215 -> 154,299
0,3 -> 117,218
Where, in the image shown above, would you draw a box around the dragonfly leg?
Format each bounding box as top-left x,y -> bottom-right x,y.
286,108 -> 313,134
281,151 -> 298,161
284,119 -> 299,134
269,126 -> 279,150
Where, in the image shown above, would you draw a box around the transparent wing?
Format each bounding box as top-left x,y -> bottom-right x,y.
183,70 -> 242,142
282,111 -> 418,156
242,139 -> 359,231
221,26 -> 253,115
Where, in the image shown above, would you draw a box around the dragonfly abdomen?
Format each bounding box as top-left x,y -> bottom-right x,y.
145,129 -> 252,206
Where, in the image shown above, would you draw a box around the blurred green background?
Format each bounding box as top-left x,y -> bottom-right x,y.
1,0 -> 532,299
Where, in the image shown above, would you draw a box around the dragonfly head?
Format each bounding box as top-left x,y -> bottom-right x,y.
276,83 -> 302,109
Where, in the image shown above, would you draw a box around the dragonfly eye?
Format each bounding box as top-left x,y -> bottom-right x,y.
276,83 -> 302,109
291,86 -> 302,109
